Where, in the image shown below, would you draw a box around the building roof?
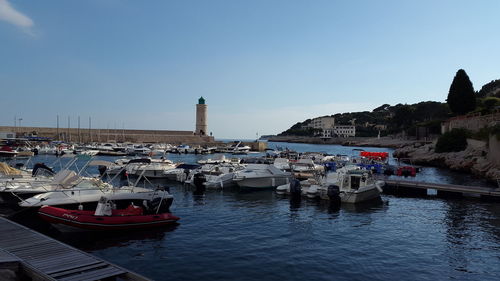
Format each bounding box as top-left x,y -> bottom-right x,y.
198,96 -> 205,104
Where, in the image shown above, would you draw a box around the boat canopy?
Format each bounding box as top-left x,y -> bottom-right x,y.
128,158 -> 152,164
88,160 -> 115,167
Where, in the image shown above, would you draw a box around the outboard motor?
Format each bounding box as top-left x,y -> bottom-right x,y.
383,165 -> 395,176
193,172 -> 206,195
327,185 -> 341,208
98,165 -> 107,176
15,163 -> 24,169
32,163 -> 54,177
32,148 -> 39,155
149,197 -> 171,213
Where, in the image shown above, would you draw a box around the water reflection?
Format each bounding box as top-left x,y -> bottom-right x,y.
57,225 -> 178,251
444,200 -> 474,275
341,198 -> 385,213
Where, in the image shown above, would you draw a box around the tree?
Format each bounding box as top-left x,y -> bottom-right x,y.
447,69 -> 476,115
435,128 -> 470,153
389,104 -> 415,130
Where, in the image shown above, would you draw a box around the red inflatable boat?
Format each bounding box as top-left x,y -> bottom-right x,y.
359,151 -> 389,161
38,204 -> 180,231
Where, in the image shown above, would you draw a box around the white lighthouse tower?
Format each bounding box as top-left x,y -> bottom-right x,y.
195,96 -> 208,136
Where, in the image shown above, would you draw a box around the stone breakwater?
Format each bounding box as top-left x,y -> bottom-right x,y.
393,140 -> 500,183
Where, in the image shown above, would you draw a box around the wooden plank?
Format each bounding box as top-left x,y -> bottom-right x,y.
47,261 -> 106,276
0,249 -> 20,263
33,255 -> 98,268
31,254 -> 96,268
0,217 -> 147,281
58,266 -> 125,281
35,258 -> 101,272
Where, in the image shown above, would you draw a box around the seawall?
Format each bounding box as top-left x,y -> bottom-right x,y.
0,126 -> 216,144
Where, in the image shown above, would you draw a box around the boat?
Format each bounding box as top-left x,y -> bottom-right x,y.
19,186 -> 173,211
125,158 -> 177,179
233,164 -> 292,188
359,151 -> 389,163
185,163 -> 246,189
276,165 -> 384,204
197,154 -> 232,164
38,196 -> 179,231
290,158 -> 324,180
0,146 -> 18,158
163,163 -> 201,182
230,141 -> 251,155
396,166 -> 417,177
319,166 -> 384,203
0,169 -> 83,203
170,145 -> 190,154
273,158 -> 291,171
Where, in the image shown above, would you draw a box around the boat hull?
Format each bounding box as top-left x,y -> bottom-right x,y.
38,206 -> 179,231
340,187 -> 380,204
235,176 -> 291,189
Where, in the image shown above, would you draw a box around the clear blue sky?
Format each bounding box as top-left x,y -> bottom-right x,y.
1,0 -> 498,139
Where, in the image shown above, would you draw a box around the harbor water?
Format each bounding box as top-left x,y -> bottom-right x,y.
3,142 -> 500,281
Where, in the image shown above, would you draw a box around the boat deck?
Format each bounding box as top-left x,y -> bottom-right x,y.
0,217 -> 149,281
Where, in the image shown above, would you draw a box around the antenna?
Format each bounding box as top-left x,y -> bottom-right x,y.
78,116 -> 81,143
56,115 -> 59,141
67,116 -> 70,142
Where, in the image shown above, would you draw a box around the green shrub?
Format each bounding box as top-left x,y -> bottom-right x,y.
435,129 -> 470,153
491,124 -> 500,141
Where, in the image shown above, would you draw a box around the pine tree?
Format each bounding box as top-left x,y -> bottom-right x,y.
446,69 -> 476,115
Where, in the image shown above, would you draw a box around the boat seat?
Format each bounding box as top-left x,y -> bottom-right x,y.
113,204 -> 143,216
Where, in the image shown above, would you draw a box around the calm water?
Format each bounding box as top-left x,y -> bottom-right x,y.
3,142 -> 500,281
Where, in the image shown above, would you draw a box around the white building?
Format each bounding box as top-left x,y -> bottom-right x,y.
303,116 -> 356,138
306,116 -> 335,130
333,125 -> 356,137
321,129 -> 333,138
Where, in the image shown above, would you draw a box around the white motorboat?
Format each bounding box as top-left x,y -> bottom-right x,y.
276,177 -> 319,196
233,164 -> 292,189
125,145 -> 152,156
291,158 -> 325,180
186,163 -> 246,189
273,158 -> 291,171
276,165 -> 384,203
126,158 -> 177,178
318,166 -> 384,203
0,159 -> 109,203
2,172 -> 110,204
19,186 -> 173,211
197,154 -> 231,164
163,163 -> 201,182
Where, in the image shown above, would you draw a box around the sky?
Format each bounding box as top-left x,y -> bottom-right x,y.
0,0 -> 499,139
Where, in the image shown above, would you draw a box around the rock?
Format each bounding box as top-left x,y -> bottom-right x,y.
393,141 -> 499,183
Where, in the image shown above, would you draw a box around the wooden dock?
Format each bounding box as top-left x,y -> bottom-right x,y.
383,179 -> 500,198
0,217 -> 150,281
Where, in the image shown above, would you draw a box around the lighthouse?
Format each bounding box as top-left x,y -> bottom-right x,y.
195,97 -> 208,136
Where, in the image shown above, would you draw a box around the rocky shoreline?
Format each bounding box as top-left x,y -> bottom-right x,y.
393,140 -> 500,183
266,136 -> 423,148
267,135 -> 500,184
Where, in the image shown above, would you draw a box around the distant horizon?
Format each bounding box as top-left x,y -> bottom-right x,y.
1,0 -> 499,138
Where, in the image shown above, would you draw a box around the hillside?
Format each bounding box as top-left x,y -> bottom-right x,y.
279,101 -> 450,137
477,79 -> 500,98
